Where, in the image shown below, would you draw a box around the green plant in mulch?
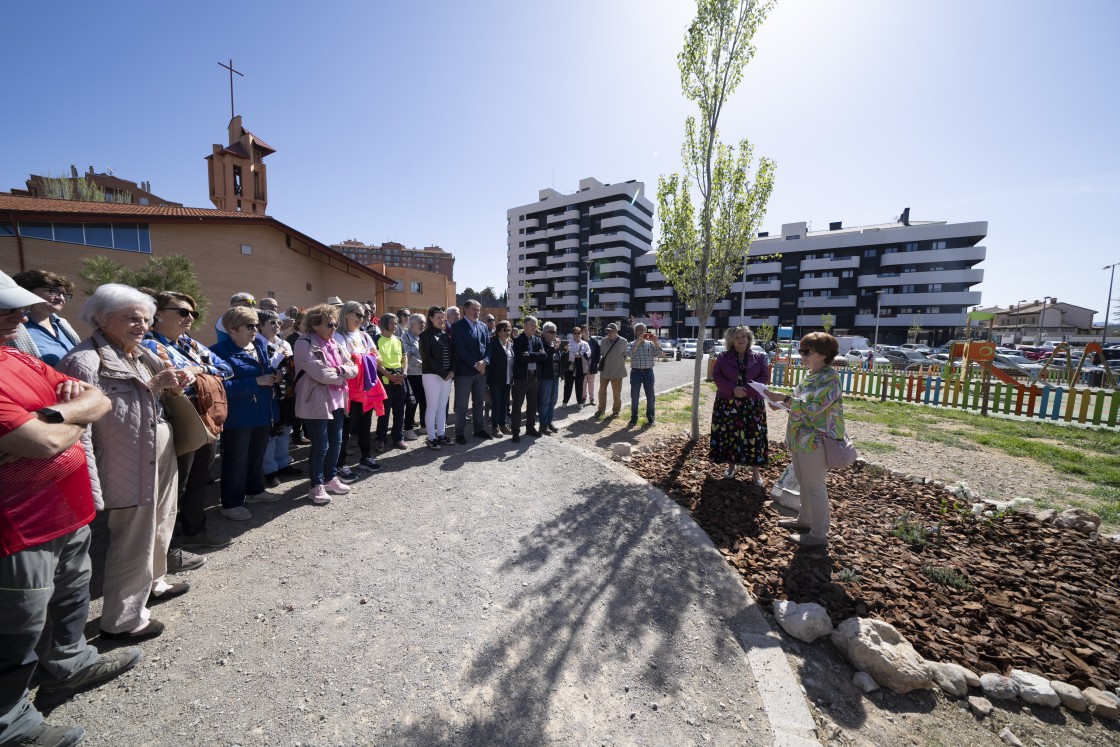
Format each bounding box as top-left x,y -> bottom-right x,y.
835,568 -> 861,583
891,511 -> 941,548
920,565 -> 973,591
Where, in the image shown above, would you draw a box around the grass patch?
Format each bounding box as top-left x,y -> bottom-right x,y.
858,441 -> 898,453
891,511 -> 940,548
920,565 -> 973,591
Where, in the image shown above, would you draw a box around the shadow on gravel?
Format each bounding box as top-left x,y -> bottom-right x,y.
385,478 -> 751,745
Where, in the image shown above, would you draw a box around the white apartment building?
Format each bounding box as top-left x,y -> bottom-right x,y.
630,210 -> 987,345
506,177 -> 654,327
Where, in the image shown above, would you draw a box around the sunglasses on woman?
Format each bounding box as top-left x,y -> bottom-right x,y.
799,348 -> 813,356
160,307 -> 201,320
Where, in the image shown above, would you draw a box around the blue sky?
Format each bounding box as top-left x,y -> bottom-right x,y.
4,1 -> 1119,321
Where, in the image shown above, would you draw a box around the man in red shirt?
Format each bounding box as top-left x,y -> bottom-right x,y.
0,272 -> 142,747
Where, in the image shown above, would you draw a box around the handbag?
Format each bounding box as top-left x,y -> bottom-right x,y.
164,392 -> 218,457
820,431 -> 857,470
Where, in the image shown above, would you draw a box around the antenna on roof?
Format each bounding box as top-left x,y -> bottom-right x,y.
105,167 -> 114,176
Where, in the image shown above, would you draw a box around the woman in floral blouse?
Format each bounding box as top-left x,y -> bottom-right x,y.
764,332 -> 845,548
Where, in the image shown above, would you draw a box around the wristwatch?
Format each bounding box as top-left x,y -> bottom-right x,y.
37,407 -> 65,424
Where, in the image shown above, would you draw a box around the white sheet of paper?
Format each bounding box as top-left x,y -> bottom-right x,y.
747,381 -> 769,395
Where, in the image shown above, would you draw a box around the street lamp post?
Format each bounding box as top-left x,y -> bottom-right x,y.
1104,263 -> 1119,347
584,257 -> 594,329
1036,296 -> 1053,345
739,249 -> 749,326
873,290 -> 883,348
1014,299 -> 1026,344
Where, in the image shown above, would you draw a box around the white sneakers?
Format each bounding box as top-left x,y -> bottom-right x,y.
324,477 -> 351,495
308,485 -> 332,505
221,506 -> 252,521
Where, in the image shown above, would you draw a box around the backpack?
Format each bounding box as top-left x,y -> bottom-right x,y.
192,373 -> 228,435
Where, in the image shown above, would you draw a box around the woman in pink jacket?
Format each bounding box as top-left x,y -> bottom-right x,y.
293,304 -> 358,505
710,326 -> 770,486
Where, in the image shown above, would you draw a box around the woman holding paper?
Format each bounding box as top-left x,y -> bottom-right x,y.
710,326 -> 770,485
763,332 -> 845,548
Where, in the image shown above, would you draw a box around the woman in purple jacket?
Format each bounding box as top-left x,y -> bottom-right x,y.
710,326 -> 770,485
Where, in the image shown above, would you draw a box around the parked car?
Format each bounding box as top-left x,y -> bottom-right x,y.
845,349 -> 890,367
658,340 -> 680,360
679,342 -> 698,359
884,349 -> 933,367
900,343 -> 932,354
993,354 -> 1043,374
703,339 -> 718,353
709,342 -> 727,356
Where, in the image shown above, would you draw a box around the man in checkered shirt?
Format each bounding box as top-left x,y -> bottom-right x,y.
627,322 -> 660,426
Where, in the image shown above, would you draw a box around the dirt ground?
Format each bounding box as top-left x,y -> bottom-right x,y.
555,384 -> 1120,747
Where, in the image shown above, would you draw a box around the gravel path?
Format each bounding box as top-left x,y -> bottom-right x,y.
45,359 -> 808,747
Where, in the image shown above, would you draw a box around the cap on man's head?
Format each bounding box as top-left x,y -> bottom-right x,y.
326,296 -> 343,306
0,270 -> 45,310
606,323 -> 619,331
230,292 -> 256,306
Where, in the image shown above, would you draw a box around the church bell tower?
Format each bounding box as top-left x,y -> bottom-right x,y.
205,115 -> 275,214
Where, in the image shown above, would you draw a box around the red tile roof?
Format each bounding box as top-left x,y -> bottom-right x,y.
245,131 -> 276,154
0,194 -> 394,284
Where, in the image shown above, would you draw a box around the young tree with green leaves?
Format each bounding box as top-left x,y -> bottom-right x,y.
656,0 -> 778,440
517,280 -> 538,325
908,315 -> 923,343
756,321 -> 775,345
79,254 -> 209,322
821,312 -> 834,335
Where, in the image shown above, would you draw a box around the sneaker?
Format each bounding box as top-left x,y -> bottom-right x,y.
221,506 -> 252,521
373,439 -> 387,452
499,424 -> 511,435
426,439 -> 443,451
179,530 -> 232,550
246,492 -> 283,503
455,434 -> 467,444
403,430 -> 419,441
524,427 -> 540,437
336,465 -> 356,481
167,547 -> 206,572
538,428 -> 551,437
37,647 -> 143,696
324,477 -> 351,495
264,473 -> 280,488
10,722 -> 84,746
788,533 -> 828,548
547,425 -> 559,433
358,457 -> 382,472
308,485 -> 331,505
438,434 -> 452,444
646,418 -> 655,426
394,440 -> 407,450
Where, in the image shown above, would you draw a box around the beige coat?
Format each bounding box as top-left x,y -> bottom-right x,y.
598,334 -> 629,380
58,331 -> 170,509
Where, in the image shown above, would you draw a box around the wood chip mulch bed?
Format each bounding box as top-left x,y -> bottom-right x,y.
629,436 -> 1120,691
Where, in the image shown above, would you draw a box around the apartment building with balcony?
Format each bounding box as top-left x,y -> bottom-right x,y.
630,210 -> 986,344
506,177 -> 654,327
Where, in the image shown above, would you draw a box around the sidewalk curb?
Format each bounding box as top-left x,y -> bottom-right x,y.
556,435 -> 820,746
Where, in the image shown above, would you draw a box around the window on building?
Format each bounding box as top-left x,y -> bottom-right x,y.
928,307 -> 940,314
785,235 -> 801,240
884,247 -> 897,254
928,283 -> 942,293
841,270 -> 854,278
902,285 -> 915,293
905,243 -> 918,252
903,267 -> 916,273
863,248 -> 877,258
821,290 -> 832,297
518,280 -> 524,286
410,281 -> 423,293
823,252 -> 834,259
804,254 -> 816,260
821,271 -> 834,277
232,166 -> 242,196
933,240 -> 947,249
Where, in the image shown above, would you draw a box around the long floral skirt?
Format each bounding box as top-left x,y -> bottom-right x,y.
709,397 -> 768,466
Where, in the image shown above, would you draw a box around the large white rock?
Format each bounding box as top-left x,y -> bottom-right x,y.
1049,680 -> 1087,713
1010,669 -> 1060,707
829,617 -> 932,694
929,661 -> 972,697
1083,688 -> 1119,720
773,600 -> 833,643
979,673 -> 1019,700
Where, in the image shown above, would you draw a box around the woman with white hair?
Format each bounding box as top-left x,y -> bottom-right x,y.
59,284 -> 194,641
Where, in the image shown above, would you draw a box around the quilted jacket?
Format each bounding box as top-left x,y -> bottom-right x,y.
58,331 -> 168,509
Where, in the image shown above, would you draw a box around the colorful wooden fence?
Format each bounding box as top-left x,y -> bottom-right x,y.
771,364 -> 1120,428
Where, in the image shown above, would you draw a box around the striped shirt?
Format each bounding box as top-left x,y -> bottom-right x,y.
787,366 -> 846,453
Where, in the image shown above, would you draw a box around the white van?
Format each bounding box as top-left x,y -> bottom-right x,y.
836,336 -> 872,356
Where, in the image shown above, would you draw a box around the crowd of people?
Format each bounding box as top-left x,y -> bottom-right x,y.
0,266 -> 846,746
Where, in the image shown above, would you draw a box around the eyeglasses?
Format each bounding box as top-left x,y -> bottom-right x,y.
0,306 -> 31,316
799,348 -> 813,356
325,322 -> 338,329
160,307 -> 200,320
34,287 -> 73,301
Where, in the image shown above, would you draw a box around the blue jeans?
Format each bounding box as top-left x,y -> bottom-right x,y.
537,378 -> 559,428
306,409 -> 346,486
262,426 -> 292,475
630,367 -> 656,421
220,426 -> 270,508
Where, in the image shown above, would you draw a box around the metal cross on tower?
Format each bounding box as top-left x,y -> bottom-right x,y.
217,59 -> 244,120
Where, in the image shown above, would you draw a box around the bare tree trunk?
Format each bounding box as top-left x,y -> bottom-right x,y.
689,302 -> 715,440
